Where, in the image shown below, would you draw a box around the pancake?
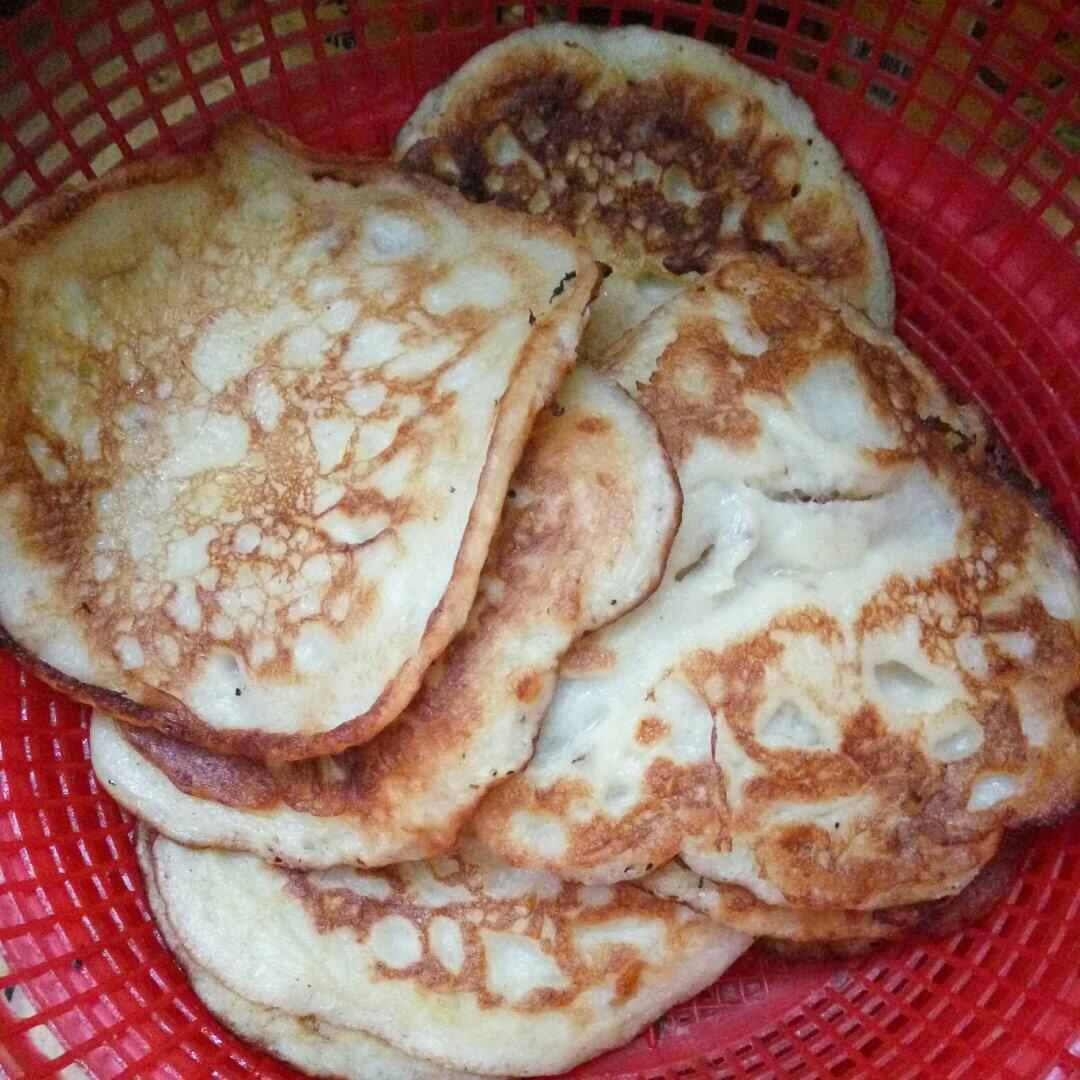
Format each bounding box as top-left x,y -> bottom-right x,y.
643,830 -> 1027,944
140,841 -> 478,1080
184,965 -> 478,1080
396,23 -> 893,360
139,827 -> 750,1077
92,367 -> 680,867
0,118 -> 596,760
471,254 -> 1080,912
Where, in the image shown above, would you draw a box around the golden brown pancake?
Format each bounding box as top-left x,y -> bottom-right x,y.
470,254 -> 1080,913
139,827 -> 750,1077
141,846 -> 480,1080
0,118 -> 596,760
644,830 -> 1027,945
397,23 -> 893,359
92,367 -> 680,867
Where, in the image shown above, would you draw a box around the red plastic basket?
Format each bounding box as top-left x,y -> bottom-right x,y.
0,1 -> 1077,1077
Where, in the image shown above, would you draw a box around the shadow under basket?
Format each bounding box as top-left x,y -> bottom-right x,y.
0,0 -> 1078,1076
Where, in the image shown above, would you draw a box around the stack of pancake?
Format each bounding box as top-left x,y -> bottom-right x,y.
1,24 -> 1076,1079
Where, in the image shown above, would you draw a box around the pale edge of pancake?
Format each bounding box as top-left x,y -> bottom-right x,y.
136,828 -> 480,1080
142,830 -> 751,1076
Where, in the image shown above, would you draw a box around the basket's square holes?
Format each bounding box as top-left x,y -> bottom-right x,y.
148,60 -> 184,98
15,110 -> 50,151
939,120 -> 974,158
994,115 -> 1031,155
76,21 -> 112,61
879,49 -> 914,82
133,29 -> 169,67
175,7 -> 212,42
315,0 -> 350,21
14,14 -> 54,58
861,994 -> 889,1021
272,9 -> 309,40
948,4 -> 983,40
26,1023 -> 66,1061
280,40 -> 315,71
118,1 -> 154,33
228,20 -> 267,57
71,113 -> 106,150
241,57 -> 271,88
1030,147 -> 1063,187
747,34 -> 778,61
1042,201 -> 1073,243
34,49 -> 70,88
902,95 -> 939,135
1034,58 -> 1068,94
841,1043 -> 873,1071
936,32 -> 973,77
0,80 -> 31,123
197,72 -> 236,108
1013,93 -> 1053,139
0,166 -> 36,204
93,53 -> 129,92
989,30 -> 1032,71
404,8 -> 440,36
107,83 -> 146,123
846,32 -> 871,62
797,14 -> 832,44
867,82 -> 899,110
216,0 -> 252,21
704,24 -> 737,49
161,94 -> 198,127
754,2 -> 790,30
855,1 -> 893,34
618,9 -> 656,28
828,61 -> 859,91
364,19 -> 397,46
663,16 -> 695,37
188,40 -> 225,78
974,129 -> 1012,172
55,81 -> 91,120
789,47 -> 818,73
126,116 -> 163,152
1009,174 -> 1041,210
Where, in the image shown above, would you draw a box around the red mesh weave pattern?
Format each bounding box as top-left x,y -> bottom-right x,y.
0,1 -> 1077,1077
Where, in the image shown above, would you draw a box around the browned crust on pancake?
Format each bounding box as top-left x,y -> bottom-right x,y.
281,858 -> 713,1015
760,830 -> 1028,956
396,26 -> 893,326
0,117 -> 598,761
472,256 -> 1080,907
109,379 -> 681,860
400,64 -> 872,281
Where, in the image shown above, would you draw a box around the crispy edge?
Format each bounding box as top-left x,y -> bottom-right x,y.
0,116 -> 599,761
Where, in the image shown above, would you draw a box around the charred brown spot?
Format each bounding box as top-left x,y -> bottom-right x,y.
402,59 -> 871,297
636,717 -> 669,745
514,671 -> 544,704
575,415 -> 611,434
562,638 -> 619,674
612,958 -> 645,1004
